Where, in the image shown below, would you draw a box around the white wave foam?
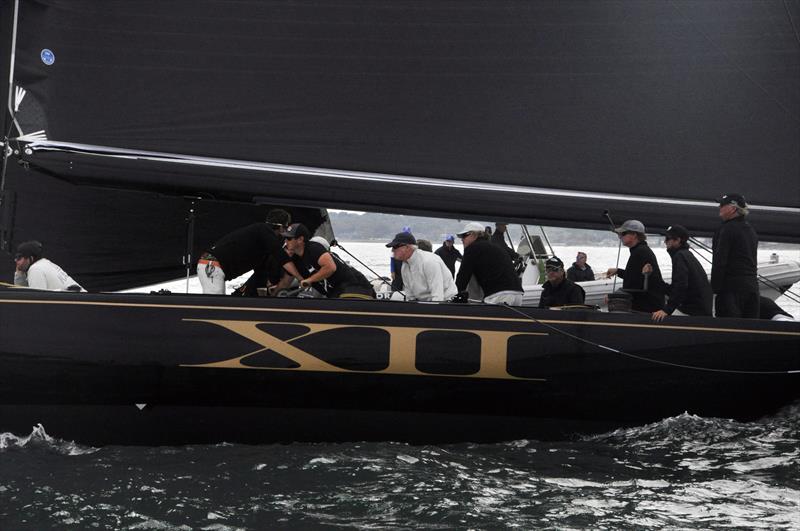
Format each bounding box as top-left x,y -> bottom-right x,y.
0,423 -> 97,455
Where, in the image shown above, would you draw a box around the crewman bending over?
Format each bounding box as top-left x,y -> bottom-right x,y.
284,223 -> 375,299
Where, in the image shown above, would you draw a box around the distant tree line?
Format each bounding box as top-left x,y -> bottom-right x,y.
328,211 -> 622,246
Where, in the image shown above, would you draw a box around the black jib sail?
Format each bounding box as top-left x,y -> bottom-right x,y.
3,0 -> 799,244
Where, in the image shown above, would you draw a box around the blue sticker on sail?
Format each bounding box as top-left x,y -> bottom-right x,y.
40,49 -> 55,65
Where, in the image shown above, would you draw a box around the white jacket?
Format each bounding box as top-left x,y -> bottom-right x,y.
15,258 -> 84,291
401,249 -> 458,302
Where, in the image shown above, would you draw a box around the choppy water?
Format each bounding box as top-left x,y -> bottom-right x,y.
2,404 -> 799,530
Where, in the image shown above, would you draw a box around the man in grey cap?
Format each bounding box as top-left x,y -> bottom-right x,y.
606,220 -> 666,312
711,193 -> 759,318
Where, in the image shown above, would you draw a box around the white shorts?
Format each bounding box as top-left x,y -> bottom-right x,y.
484,290 -> 524,306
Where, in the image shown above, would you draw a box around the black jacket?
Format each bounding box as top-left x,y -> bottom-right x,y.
566,263 -> 595,282
664,243 -> 712,316
711,216 -> 758,294
617,241 -> 666,312
490,231 -> 519,262
539,278 -> 585,308
434,245 -> 463,276
208,223 -> 290,279
456,239 -> 522,297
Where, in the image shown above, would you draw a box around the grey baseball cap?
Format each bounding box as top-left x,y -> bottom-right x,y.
614,219 -> 646,234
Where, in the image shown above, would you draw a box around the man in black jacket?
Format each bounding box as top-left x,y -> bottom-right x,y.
711,193 -> 759,318
648,225 -> 712,322
455,222 -> 523,306
539,256 -> 585,308
566,252 -> 595,282
198,209 -> 302,294
434,235 -> 462,277
490,223 -> 519,263
606,219 -> 666,312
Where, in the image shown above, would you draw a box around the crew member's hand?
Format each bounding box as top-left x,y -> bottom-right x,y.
606,268 -> 618,277
642,263 -> 653,275
300,279 -> 311,289
651,309 -> 668,322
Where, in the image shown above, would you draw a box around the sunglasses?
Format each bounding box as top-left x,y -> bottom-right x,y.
391,244 -> 407,250
13,254 -> 25,260
619,231 -> 635,237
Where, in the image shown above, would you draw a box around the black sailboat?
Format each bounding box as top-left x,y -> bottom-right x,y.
1,0 -> 798,445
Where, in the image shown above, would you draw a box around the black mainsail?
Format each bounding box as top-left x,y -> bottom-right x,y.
3,0 -> 799,242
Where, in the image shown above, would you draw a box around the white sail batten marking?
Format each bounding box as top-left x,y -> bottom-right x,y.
22,139 -> 800,214
13,86 -> 25,112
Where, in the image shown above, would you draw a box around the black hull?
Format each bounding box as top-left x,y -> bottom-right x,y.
1,289 -> 798,445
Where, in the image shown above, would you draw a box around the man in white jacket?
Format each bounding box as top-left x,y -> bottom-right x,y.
13,240 -> 84,292
386,232 -> 457,302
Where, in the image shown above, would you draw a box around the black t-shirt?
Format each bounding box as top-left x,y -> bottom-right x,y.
208,223 -> 290,279
293,241 -> 367,296
434,245 -> 462,275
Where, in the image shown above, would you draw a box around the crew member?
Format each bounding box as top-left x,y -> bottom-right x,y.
539,256 -> 585,308
491,222 -> 519,263
711,193 -> 759,318
283,223 -> 375,299
232,209 -> 296,296
386,232 -> 457,302
606,220 -> 666,312
648,225 -> 712,322
434,235 -> 462,278
197,209 -> 302,295
455,222 -> 524,306
13,240 -> 84,292
566,252 -> 595,282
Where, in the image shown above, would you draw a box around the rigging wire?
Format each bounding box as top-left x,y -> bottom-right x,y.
783,0 -> 800,49
485,301 -> 800,376
603,210 -> 622,291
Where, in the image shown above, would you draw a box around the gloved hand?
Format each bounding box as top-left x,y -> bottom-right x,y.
450,291 -> 469,303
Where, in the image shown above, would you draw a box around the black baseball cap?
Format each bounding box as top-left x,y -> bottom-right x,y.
15,240 -> 43,259
280,223 -> 311,240
664,225 -> 689,241
385,232 -> 417,248
545,256 -> 564,270
718,193 -> 747,208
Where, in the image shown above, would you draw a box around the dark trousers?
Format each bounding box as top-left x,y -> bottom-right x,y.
715,290 -> 759,319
